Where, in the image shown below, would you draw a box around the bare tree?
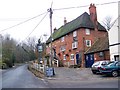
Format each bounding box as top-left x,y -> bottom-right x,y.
102,16 -> 113,31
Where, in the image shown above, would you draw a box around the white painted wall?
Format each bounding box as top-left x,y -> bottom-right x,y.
108,19 -> 119,61
108,1 -> 120,61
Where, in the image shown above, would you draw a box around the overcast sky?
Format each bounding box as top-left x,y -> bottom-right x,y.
0,0 -> 119,43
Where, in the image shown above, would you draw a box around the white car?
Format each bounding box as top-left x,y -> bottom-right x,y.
91,60 -> 110,74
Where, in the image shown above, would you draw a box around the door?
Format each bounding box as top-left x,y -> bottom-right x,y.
76,54 -> 79,65
85,54 -> 94,68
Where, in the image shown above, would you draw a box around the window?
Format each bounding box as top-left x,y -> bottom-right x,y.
114,55 -> 119,61
60,45 -> 66,52
99,52 -> 104,57
70,54 -> 74,60
63,55 -> 66,60
73,31 -> 77,37
72,42 -> 78,49
85,29 -> 90,35
61,37 -> 64,42
86,40 -> 91,47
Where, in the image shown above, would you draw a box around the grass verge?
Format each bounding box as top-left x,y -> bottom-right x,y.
28,64 -> 45,78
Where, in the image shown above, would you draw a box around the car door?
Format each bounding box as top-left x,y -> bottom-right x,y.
118,62 -> 120,74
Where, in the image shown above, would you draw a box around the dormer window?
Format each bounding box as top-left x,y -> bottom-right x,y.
85,29 -> 90,35
86,40 -> 91,47
73,31 -> 77,37
61,37 -> 64,42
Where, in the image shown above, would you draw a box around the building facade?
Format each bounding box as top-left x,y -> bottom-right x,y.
85,37 -> 110,67
46,4 -> 107,67
108,2 -> 120,61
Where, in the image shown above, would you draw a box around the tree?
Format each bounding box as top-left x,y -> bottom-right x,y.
102,16 -> 113,31
2,34 -> 17,67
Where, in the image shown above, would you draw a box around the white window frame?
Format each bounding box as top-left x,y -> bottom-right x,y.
60,45 -> 66,52
85,29 -> 90,35
70,54 -> 74,60
63,55 -> 66,60
72,41 -> 78,49
61,37 -> 64,42
86,40 -> 91,47
73,31 -> 77,37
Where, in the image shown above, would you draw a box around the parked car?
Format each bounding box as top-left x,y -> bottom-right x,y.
91,60 -> 110,74
100,61 -> 120,77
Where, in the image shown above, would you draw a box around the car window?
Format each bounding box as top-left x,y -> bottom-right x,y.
93,62 -> 100,66
102,62 -> 107,65
116,62 -> 120,66
107,62 -> 115,66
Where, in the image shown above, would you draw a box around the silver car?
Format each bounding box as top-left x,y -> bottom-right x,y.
91,60 -> 110,74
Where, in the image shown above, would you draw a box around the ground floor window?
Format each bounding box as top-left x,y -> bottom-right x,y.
63,55 -> 66,60
70,54 -> 74,60
114,55 -> 119,61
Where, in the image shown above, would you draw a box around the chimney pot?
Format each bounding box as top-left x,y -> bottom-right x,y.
64,17 -> 67,25
54,27 -> 57,32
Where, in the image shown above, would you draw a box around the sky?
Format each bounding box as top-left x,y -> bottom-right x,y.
0,0 -> 119,43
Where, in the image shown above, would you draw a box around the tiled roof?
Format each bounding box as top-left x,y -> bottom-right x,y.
85,37 -> 109,54
46,12 -> 106,44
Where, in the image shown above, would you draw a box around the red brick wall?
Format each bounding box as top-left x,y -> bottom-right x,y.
94,50 -> 110,62
47,28 -> 107,67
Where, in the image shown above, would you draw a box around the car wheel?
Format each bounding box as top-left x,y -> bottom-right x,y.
112,71 -> 118,77
92,71 -> 96,74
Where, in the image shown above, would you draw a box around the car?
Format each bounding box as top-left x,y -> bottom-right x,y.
100,61 -> 120,77
91,60 -> 110,74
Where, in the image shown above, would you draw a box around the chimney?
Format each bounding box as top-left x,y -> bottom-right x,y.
64,17 -> 67,25
54,27 -> 57,32
89,3 -> 98,30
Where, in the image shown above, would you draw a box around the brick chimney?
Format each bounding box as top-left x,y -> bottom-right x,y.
64,17 -> 67,25
89,3 -> 98,30
54,27 -> 57,32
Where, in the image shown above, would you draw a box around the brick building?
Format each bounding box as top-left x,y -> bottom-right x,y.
85,37 -> 110,67
46,4 -> 108,67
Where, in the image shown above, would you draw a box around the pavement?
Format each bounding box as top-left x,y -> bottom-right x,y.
46,67 -> 119,81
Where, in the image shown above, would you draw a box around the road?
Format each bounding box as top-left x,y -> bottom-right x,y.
0,65 -> 119,89
1,64 -> 49,89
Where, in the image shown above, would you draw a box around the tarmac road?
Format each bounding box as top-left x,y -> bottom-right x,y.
0,65 -> 119,89
1,64 -> 49,88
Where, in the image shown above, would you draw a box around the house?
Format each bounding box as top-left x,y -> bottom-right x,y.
46,4 -> 107,67
108,1 -> 120,61
84,37 -> 110,67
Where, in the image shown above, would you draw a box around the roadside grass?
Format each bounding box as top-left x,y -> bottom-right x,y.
28,64 -> 45,78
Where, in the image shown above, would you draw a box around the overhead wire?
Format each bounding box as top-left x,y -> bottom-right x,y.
0,12 -> 47,33
53,1 -> 119,11
25,12 -> 48,40
0,1 -> 119,33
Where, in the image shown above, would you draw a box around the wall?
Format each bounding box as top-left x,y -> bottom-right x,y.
50,28 -> 107,67
94,50 -> 110,62
108,17 -> 120,61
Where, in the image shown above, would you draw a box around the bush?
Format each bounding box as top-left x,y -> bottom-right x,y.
3,58 -> 13,68
58,60 -> 64,67
69,65 -> 81,68
2,63 -> 7,69
0,60 -> 8,69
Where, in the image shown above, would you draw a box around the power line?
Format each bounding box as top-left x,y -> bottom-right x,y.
25,12 -> 48,40
53,1 -> 119,11
0,12 -> 47,33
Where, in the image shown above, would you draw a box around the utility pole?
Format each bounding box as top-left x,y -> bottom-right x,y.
48,8 -> 53,67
